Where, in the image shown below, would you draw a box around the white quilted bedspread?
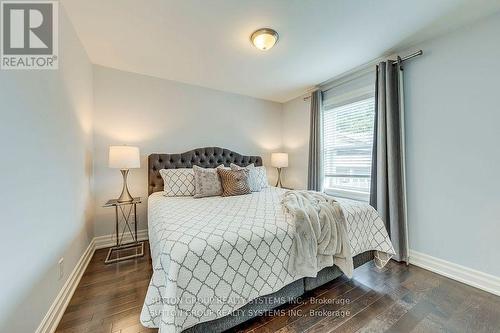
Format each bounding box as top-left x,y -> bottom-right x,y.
140,188 -> 394,332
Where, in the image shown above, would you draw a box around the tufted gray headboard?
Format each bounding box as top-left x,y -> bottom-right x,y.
148,147 -> 263,195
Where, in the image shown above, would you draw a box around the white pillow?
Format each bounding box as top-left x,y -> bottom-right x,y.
230,163 -> 268,191
254,166 -> 269,189
159,168 -> 195,196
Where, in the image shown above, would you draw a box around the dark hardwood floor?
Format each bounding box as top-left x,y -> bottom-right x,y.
56,242 -> 500,333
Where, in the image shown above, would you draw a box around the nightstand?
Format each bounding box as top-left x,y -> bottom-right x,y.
103,198 -> 144,264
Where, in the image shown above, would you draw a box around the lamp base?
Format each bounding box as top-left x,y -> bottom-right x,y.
275,168 -> 284,188
117,169 -> 134,202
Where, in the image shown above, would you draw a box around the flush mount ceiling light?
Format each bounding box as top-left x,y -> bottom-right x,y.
251,28 -> 279,51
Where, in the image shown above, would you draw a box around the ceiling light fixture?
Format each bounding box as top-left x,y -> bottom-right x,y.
251,28 -> 279,51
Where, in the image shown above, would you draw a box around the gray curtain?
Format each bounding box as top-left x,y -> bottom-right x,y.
370,61 -> 408,263
307,90 -> 323,191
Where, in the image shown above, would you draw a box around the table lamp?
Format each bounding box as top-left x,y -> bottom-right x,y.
109,146 -> 140,202
271,153 -> 288,188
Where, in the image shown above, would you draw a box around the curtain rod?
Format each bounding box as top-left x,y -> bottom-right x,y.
303,50 -> 423,101
392,49 -> 423,64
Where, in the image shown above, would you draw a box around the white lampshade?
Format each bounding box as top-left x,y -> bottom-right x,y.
271,153 -> 288,168
109,146 -> 140,169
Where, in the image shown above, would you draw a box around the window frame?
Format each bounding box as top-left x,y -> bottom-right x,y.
324,186 -> 370,202
322,90 -> 375,202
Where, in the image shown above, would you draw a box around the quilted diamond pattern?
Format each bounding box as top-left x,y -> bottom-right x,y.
140,188 -> 394,332
337,197 -> 394,266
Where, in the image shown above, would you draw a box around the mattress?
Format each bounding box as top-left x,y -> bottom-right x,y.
140,187 -> 394,332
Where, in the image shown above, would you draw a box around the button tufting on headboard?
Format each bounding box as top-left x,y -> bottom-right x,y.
148,147 -> 263,195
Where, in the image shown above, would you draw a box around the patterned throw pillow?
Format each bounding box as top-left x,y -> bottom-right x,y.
254,166 -> 269,189
230,163 -> 259,192
217,169 -> 251,197
159,168 -> 195,196
193,165 -> 224,198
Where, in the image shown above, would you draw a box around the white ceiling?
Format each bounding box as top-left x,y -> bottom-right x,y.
62,0 -> 500,103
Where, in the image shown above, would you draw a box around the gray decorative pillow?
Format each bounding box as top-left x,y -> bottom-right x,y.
230,163 -> 259,192
193,165 -> 223,198
159,168 -> 195,196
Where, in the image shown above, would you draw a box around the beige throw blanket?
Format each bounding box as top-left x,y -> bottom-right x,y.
282,190 -> 354,278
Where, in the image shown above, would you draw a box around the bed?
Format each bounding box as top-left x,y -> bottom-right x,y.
140,147 -> 394,333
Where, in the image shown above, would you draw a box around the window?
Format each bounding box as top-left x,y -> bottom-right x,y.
322,72 -> 375,201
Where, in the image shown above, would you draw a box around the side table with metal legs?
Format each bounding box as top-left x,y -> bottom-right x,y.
103,197 -> 145,264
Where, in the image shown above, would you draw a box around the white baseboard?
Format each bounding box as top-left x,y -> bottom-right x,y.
410,250 -> 500,296
35,238 -> 95,333
35,229 -> 149,333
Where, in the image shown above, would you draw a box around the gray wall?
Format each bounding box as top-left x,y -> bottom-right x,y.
92,66 -> 283,236
0,7 -> 94,333
404,12 -> 500,276
281,12 -> 500,276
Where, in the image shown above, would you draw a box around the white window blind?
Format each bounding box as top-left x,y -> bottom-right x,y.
322,72 -> 375,201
